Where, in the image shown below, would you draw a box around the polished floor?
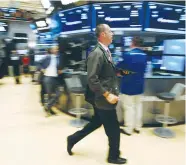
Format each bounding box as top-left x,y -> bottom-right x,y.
0,76 -> 185,165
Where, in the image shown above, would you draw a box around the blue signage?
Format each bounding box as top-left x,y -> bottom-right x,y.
144,2 -> 185,34
59,5 -> 92,34
92,2 -> 143,31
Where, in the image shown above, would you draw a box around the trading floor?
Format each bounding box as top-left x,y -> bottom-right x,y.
0,77 -> 185,165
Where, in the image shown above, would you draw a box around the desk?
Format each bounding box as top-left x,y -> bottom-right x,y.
59,72 -> 185,125
117,76 -> 185,125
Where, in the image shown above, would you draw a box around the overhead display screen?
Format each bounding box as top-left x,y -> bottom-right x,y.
92,2 -> 143,31
144,2 -> 185,34
0,8 -> 32,21
59,5 -> 92,34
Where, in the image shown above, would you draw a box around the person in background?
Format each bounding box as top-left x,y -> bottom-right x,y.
37,46 -> 62,115
29,49 -> 35,82
22,54 -> 30,76
116,36 -> 147,136
10,50 -> 21,84
67,24 -> 127,164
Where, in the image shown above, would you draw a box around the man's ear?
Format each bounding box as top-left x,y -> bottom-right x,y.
100,32 -> 105,38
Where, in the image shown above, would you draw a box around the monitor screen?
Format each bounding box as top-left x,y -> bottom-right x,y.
164,39 -> 185,55
122,36 -> 133,47
0,21 -> 8,32
59,5 -> 92,34
92,2 -> 143,31
161,56 -> 185,72
35,19 -> 50,32
109,44 -> 114,49
151,55 -> 162,69
17,49 -> 28,55
144,2 -> 185,34
29,23 -> 37,30
37,32 -> 54,44
14,33 -> 28,43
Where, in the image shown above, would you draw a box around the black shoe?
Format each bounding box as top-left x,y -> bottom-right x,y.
120,129 -> 131,136
67,136 -> 74,156
108,157 -> 127,164
44,105 -> 56,115
134,129 -> 140,134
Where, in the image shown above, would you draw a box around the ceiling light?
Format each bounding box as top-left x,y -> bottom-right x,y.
61,0 -> 80,5
41,0 -> 51,9
46,6 -> 54,15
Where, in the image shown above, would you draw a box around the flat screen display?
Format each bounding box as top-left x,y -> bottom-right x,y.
144,2 -> 185,34
123,36 -> 133,47
37,32 -> 54,44
163,39 -> 185,55
161,56 -> 185,72
59,5 -> 92,34
0,21 -> 8,32
92,2 -> 143,31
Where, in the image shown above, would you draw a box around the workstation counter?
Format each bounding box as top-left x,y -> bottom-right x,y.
58,71 -> 185,125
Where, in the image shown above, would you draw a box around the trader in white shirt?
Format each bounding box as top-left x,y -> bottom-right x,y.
38,46 -> 62,115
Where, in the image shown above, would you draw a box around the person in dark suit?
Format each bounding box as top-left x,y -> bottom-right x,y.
67,24 -> 127,164
10,50 -> 21,84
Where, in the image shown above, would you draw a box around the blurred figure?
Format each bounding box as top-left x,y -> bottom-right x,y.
22,54 -> 30,76
37,46 -> 62,115
67,24 -> 127,164
116,37 -> 147,135
29,49 -> 35,82
10,50 -> 21,84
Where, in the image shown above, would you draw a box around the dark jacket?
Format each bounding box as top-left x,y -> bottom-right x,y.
116,48 -> 147,95
87,43 -> 119,110
10,53 -> 21,66
37,55 -> 60,71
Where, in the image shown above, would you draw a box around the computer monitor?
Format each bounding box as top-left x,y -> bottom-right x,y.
17,49 -> 28,55
161,56 -> 185,73
122,36 -> 133,47
151,55 -> 162,70
0,21 -> 8,32
109,44 -> 114,49
164,39 -> 185,55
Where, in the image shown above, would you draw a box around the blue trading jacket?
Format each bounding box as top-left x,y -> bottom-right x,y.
116,48 -> 147,95
36,55 -> 60,71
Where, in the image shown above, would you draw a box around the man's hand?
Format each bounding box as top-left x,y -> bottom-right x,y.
58,70 -> 62,74
122,70 -> 130,75
106,93 -> 119,104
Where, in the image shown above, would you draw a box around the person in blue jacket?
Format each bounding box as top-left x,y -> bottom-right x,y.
116,37 -> 147,135
37,46 -> 63,115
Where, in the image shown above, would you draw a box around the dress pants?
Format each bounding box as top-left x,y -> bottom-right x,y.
69,107 -> 120,159
120,94 -> 143,134
40,80 -> 46,105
